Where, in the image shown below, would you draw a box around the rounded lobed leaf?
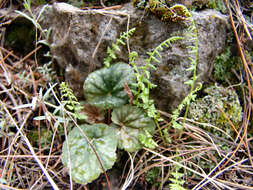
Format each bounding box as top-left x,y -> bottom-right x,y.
62,124 -> 117,184
111,105 -> 156,152
111,123 -> 142,152
83,63 -> 136,109
112,104 -> 156,130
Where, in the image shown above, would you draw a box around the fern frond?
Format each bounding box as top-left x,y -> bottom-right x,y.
59,82 -> 79,110
104,28 -> 136,67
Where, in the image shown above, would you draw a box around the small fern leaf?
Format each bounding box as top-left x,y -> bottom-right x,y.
147,63 -> 157,70
172,121 -> 183,129
184,80 -> 193,86
151,56 -> 160,63
116,38 -> 125,45
107,47 -> 116,59
112,43 -> 121,52
104,57 -> 111,68
154,49 -> 162,58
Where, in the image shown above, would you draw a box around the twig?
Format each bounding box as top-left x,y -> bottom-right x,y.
13,45 -> 42,68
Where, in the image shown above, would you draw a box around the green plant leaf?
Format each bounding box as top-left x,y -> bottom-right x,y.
62,124 -> 117,184
111,105 -> 156,152
139,130 -> 158,149
83,63 -> 136,109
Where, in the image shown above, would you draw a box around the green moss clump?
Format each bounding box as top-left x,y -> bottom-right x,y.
213,46 -> 240,83
188,85 -> 242,137
28,127 -> 53,147
207,0 -> 226,13
67,0 -> 84,7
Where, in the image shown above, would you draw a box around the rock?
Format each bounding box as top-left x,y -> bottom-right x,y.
38,2 -> 229,112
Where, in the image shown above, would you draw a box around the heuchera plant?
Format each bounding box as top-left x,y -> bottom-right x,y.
62,62 -> 156,184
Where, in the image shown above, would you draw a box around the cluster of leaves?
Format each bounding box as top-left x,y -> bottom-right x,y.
60,82 -> 80,110
37,60 -> 57,82
59,82 -> 87,120
17,1 -> 201,188
145,167 -> 161,187
62,61 -> 156,184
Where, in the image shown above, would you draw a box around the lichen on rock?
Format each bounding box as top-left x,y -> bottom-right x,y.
188,85 -> 243,137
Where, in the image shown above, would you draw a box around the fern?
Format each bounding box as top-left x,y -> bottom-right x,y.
59,82 -> 86,120
168,158 -> 187,190
139,130 -> 158,149
169,166 -> 186,190
104,28 -> 136,67
170,84 -> 202,130
59,82 -> 79,110
167,5 -> 201,130
130,36 -> 184,120
130,36 -> 185,144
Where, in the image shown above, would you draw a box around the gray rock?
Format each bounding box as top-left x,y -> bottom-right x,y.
39,2 -> 229,112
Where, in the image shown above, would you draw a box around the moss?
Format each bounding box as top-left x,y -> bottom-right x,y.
28,127 -> 53,147
68,0 -> 130,7
207,0 -> 226,13
188,85 -> 243,137
213,46 -> 241,83
133,0 -> 226,12
34,0 -> 47,5
67,0 -> 84,7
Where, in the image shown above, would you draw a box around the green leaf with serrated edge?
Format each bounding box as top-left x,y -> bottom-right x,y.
107,47 -> 116,59
116,39 -> 125,45
62,124 -> 117,184
112,43 -> 121,52
172,121 -> 183,129
151,56 -> 160,63
111,105 -> 156,152
139,130 -> 158,149
83,63 -> 136,109
184,80 -> 193,86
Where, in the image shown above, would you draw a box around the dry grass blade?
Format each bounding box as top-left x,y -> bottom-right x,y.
1,101 -> 60,190
224,0 -> 253,169
143,147 -> 234,189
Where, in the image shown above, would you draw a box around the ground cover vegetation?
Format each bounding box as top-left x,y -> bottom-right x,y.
0,0 -> 252,189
